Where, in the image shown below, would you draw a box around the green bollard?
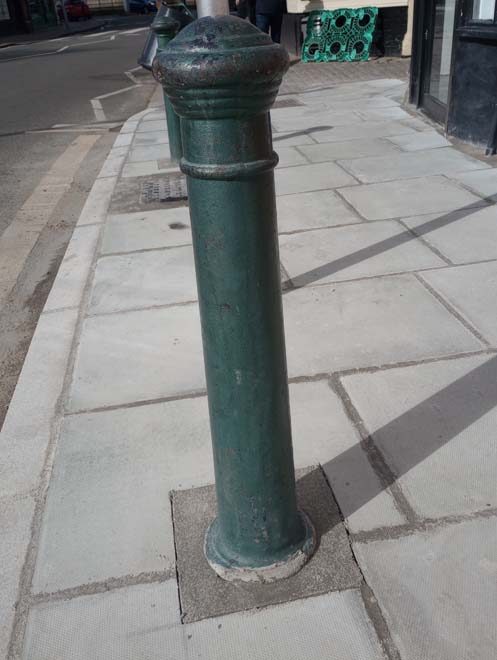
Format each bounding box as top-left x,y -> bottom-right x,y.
158,16 -> 316,583
151,15 -> 182,162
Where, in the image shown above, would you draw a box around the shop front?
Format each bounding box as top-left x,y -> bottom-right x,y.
410,0 -> 497,152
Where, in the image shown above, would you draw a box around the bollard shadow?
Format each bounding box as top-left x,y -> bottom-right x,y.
302,353 -> 497,533
282,196 -> 496,291
273,126 -> 333,142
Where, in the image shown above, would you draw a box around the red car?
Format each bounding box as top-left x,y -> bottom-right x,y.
58,0 -> 92,21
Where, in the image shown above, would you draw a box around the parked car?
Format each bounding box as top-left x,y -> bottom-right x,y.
58,0 -> 92,20
129,0 -> 157,14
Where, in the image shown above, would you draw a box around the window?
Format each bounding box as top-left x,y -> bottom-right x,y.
472,0 -> 496,20
0,0 -> 10,21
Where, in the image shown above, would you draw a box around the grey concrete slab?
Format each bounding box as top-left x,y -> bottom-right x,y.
275,163 -> 357,196
357,106 -> 412,122
133,131 -> 169,146
422,261 -> 497,345
136,119 -> 167,133
1,495 -> 35,660
272,131 -> 315,147
283,274 -> 482,378
184,590 -> 386,660
102,207 -> 191,254
312,120 -> 416,144
44,225 -> 101,312
68,305 -> 205,412
23,581 -> 184,660
298,138 -> 399,163
122,160 -> 179,178
127,144 -> 171,163
339,176 -> 483,220
342,354 -> 497,518
276,189 -> 361,232
89,247 -> 197,315
279,221 -> 445,286
0,309 -> 79,497
355,517 -> 497,660
272,111 -> 360,134
403,204 -> 497,263
339,149 -> 488,184
172,467 -> 362,623
386,131 -> 450,151
275,146 -> 309,168
450,167 -> 497,200
77,176 -> 116,226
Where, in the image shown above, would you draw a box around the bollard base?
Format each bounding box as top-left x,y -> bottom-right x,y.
204,511 -> 317,584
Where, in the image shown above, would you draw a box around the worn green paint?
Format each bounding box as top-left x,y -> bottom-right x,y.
158,17 -> 316,577
151,15 -> 182,162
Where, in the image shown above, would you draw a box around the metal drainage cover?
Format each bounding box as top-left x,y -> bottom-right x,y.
141,174 -> 188,203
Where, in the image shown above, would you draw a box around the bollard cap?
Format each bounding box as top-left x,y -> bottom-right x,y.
151,14 -> 180,40
156,15 -> 290,119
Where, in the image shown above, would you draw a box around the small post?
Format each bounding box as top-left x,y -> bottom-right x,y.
151,15 -> 182,162
158,16 -> 316,583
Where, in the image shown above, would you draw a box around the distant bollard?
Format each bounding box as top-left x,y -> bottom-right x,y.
151,15 -> 182,162
158,16 -> 317,583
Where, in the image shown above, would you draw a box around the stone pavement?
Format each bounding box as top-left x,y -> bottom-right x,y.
2,71 -> 497,660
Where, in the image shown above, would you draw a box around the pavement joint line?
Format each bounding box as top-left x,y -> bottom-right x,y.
41,305 -> 79,316
414,273 -> 492,347
28,570 -> 175,608
329,374 -> 418,525
351,506 -> 497,544
99,242 -> 192,259
396,218 -> 454,266
85,298 -> 199,319
359,582 -> 402,660
169,491 -> 185,624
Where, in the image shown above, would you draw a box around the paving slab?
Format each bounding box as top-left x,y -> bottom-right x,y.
0,495 -> 35,660
283,274 -> 482,377
102,207 -> 191,254
297,138 -> 400,163
182,590 -> 386,660
122,160 -> 179,178
172,467 -> 362,623
422,261 -> 497,345
386,130 -> 450,151
275,162 -> 357,195
272,111 -> 359,133
272,131 -> 316,147
338,148 -> 488,184
357,106 -> 412,122
68,304 -> 205,412
133,131 -> 169,146
127,144 -> 171,162
76,176 -> 116,226
339,176 -> 483,220
312,120 -> 416,144
137,119 -> 167,133
23,581 -> 183,660
403,203 -> 497,263
450,167 -> 497,199
279,221 -> 445,286
89,246 -> 197,314
342,354 -> 497,518
276,189 -> 361,232
275,146 -> 309,168
355,517 -> 497,660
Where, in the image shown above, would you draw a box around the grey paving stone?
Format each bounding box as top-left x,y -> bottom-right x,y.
339,148 -> 488,184
89,247 -> 197,314
122,160 -> 179,178
172,467 -> 362,623
339,176 -> 483,220
44,225 -> 101,312
279,221 -> 445,286
77,175 -> 116,226
0,309 -> 79,497
272,131 -> 315,147
354,517 -> 497,660
298,138 -> 399,163
133,131 -> 169,146
23,581 -> 184,660
386,130 -> 450,151
68,305 -> 205,412
450,167 -> 497,200
312,120 -> 416,144
422,261 -> 497,345
275,162 -> 357,196
283,274 -> 482,378
275,146 -> 308,168
128,144 -> 171,163
137,119 -> 166,133
276,189 -> 361,232
183,590 -> 386,660
342,354 -> 497,518
272,110 -> 359,133
357,106 -> 412,121
102,207 -> 191,254
0,495 -> 35,660
403,204 -> 497,263
97,153 -> 126,179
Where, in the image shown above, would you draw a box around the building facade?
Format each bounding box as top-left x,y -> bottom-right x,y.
410,0 -> 497,153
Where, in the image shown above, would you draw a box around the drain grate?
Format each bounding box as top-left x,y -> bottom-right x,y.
141,174 -> 188,203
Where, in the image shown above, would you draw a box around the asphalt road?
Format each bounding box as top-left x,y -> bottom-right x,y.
0,15 -> 158,428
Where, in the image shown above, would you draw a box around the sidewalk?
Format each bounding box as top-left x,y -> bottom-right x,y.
2,67 -> 497,660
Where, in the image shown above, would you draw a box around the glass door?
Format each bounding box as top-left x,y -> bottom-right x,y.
421,0 -> 458,122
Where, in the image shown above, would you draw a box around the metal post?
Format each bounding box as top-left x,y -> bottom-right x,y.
158,16 -> 316,583
196,0 -> 229,18
151,16 -> 182,162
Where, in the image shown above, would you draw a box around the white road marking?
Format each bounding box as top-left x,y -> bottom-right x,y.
0,134 -> 100,307
90,83 -> 142,121
57,45 -> 69,53
124,66 -> 142,84
110,35 -> 116,41
120,27 -> 149,34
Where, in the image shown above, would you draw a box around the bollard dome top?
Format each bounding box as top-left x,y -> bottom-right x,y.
151,15 -> 181,37
156,15 -> 290,119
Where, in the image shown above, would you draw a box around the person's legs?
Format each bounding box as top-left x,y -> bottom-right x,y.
256,13 -> 271,33
269,12 -> 283,43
